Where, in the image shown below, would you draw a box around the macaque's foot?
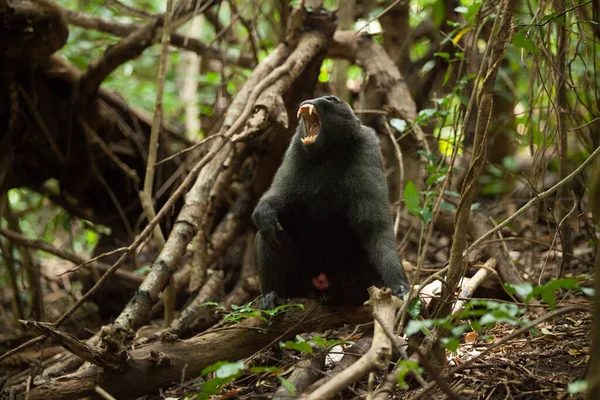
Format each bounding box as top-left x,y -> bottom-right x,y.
257,291 -> 287,310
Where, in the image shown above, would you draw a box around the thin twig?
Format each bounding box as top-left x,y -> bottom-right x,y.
469,143 -> 600,250
355,0 -> 407,35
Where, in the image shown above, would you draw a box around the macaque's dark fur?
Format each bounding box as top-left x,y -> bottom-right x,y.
252,96 -> 410,309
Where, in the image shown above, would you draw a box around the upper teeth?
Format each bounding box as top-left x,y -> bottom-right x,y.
297,104 -> 316,118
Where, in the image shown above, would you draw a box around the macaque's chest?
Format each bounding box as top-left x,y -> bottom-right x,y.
285,177 -> 362,266
293,160 -> 355,219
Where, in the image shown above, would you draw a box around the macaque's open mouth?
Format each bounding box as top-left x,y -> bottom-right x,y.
297,103 -> 320,145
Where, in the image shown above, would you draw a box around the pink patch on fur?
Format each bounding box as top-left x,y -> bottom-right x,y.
312,273 -> 329,291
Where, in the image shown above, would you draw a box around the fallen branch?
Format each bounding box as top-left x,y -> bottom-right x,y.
18,320 -> 123,373
306,287 -> 399,399
273,354 -> 326,399
374,258 -> 497,399
307,333 -> 373,392
452,258 -> 495,314
15,302 -> 373,400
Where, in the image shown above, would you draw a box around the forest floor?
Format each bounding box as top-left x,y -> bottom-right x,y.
154,210 -> 595,399
150,307 -> 591,399
0,205 -> 595,399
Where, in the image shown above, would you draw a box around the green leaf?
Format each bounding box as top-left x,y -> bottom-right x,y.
280,340 -> 313,354
506,283 -> 534,299
451,324 -> 470,337
420,207 -> 432,224
403,181 -> 420,216
347,65 -> 364,80
431,0 -> 446,26
272,303 -> 304,313
408,297 -> 422,319
390,118 -> 407,133
581,287 -> 595,296
202,361 -> 244,378
396,360 -> 420,388
439,202 -> 456,212
441,337 -> 460,352
205,71 -> 221,84
540,13 -> 565,26
195,378 -> 229,400
434,52 -> 450,60
405,319 -> 434,337
415,108 -> 436,125
568,380 -> 588,394
529,278 -> 581,310
249,366 -> 281,374
512,32 -> 539,55
417,150 -> 438,163
312,336 -> 327,346
215,361 -> 244,378
278,376 -> 297,396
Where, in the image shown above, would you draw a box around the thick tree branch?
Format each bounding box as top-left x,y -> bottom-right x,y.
77,0 -> 217,98
111,9 -> 336,335
19,320 -> 124,373
62,8 -> 255,68
19,303 -> 373,400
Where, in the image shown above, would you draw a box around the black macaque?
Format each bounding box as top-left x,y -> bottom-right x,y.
252,95 -> 410,309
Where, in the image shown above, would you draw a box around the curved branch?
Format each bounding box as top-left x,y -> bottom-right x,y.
62,8 -> 255,68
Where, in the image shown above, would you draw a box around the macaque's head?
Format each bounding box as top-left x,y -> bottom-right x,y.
296,96 -> 361,152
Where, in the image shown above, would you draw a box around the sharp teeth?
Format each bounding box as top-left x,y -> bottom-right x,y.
301,136 -> 315,145
297,104 -> 316,119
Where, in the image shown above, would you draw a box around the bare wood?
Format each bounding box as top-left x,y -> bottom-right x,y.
273,354 -> 326,399
329,30 -> 417,122
19,321 -> 123,372
78,1 -> 215,97
20,303 -> 373,400
139,0 -> 173,325
168,270 -> 224,336
451,258 -> 496,314
307,334 -> 373,392
306,288 -> 398,399
0,227 -> 142,286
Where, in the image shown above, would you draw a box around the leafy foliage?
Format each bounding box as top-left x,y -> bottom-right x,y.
506,278 -> 594,310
